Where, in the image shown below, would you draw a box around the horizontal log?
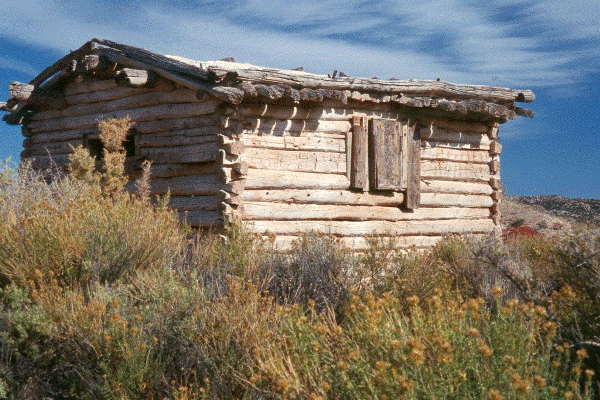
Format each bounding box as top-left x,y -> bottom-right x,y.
248,218 -> 495,236
420,179 -> 493,195
420,193 -> 493,207
242,118 -> 352,135
245,168 -> 349,190
64,78 -> 118,96
243,202 -> 490,221
149,162 -> 217,178
26,154 -> 71,170
139,142 -> 219,164
426,120 -> 490,135
242,189 -> 405,206
168,195 -> 221,211
178,210 -> 222,227
266,235 -> 445,251
243,134 -> 346,152
65,85 -> 150,105
233,104 -> 354,121
25,139 -> 83,156
115,68 -> 157,87
206,63 -> 534,102
421,147 -> 490,164
139,128 -> 224,147
135,115 -> 220,134
422,140 -> 490,151
421,160 -> 491,182
27,101 -> 220,133
9,82 -> 34,101
150,174 -> 222,196
32,88 -> 199,121
421,126 -> 491,147
244,147 -> 346,174
28,129 -> 92,144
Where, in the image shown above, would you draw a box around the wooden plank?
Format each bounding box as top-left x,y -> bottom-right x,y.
150,174 -> 222,196
178,210 -> 222,227
139,128 -> 223,148
243,134 -> 345,152
242,118 -> 352,136
266,235 -> 444,251
420,193 -> 493,207
244,147 -> 347,174
243,202 -> 490,221
421,147 -> 490,163
139,142 -> 219,164
490,140 -> 503,155
27,101 -> 220,133
135,115 -> 219,134
351,116 -> 368,190
420,126 -> 491,147
421,160 -> 491,182
406,121 -> 421,209
242,189 -> 404,206
369,119 -> 402,191
234,104 -> 354,121
248,218 -> 495,236
421,179 -> 493,195
168,195 -> 220,211
26,140 -> 83,156
245,168 -> 349,189
422,140 -> 490,151
31,88 -> 199,121
64,78 -> 118,95
149,162 -> 217,178
425,120 -> 490,134
30,129 -> 92,144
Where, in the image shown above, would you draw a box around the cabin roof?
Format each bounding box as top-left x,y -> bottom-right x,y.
2,38 -> 535,124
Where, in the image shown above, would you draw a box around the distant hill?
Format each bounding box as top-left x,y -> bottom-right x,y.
507,195 -> 600,226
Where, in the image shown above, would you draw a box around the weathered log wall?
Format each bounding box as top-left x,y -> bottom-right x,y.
21,76 -> 229,228
233,103 -> 499,250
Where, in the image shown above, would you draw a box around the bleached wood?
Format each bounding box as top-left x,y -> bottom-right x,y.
421,147 -> 490,163
425,119 -> 491,134
243,202 -> 490,221
32,88 -> 199,121
179,210 -> 222,227
350,116 -> 368,190
422,140 -> 490,151
168,195 -> 220,211
406,121 -> 420,209
421,126 -> 491,147
244,147 -> 346,174
206,64 -> 534,102
489,176 -> 502,190
249,218 -> 495,236
65,86 -> 150,105
421,179 -> 493,195
30,129 -> 94,144
64,78 -> 118,96
9,82 -> 34,101
243,134 -> 346,152
233,104 -> 354,121
420,193 -> 493,207
490,140 -> 503,155
242,118 -> 352,136
267,235 -> 443,251
421,160 -> 491,182
149,162 -> 217,178
150,174 -> 222,195
135,115 -> 219,134
139,142 -> 219,164
27,101 -> 220,133
242,189 -> 404,206
245,168 -> 349,189
139,128 -> 222,148
26,140 -> 83,156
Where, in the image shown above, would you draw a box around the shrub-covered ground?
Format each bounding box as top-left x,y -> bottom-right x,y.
0,118 -> 598,399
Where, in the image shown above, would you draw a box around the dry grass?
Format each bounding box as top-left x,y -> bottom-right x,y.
0,118 -> 598,399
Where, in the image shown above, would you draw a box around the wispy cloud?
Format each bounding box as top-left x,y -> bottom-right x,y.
0,55 -> 39,76
0,0 -> 599,92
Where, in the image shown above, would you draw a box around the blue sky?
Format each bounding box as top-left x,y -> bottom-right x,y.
1,0 -> 599,198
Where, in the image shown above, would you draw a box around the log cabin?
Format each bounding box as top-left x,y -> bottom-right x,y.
1,38 -> 535,250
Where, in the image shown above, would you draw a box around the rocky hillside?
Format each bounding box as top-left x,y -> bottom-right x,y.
500,194 -> 600,234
